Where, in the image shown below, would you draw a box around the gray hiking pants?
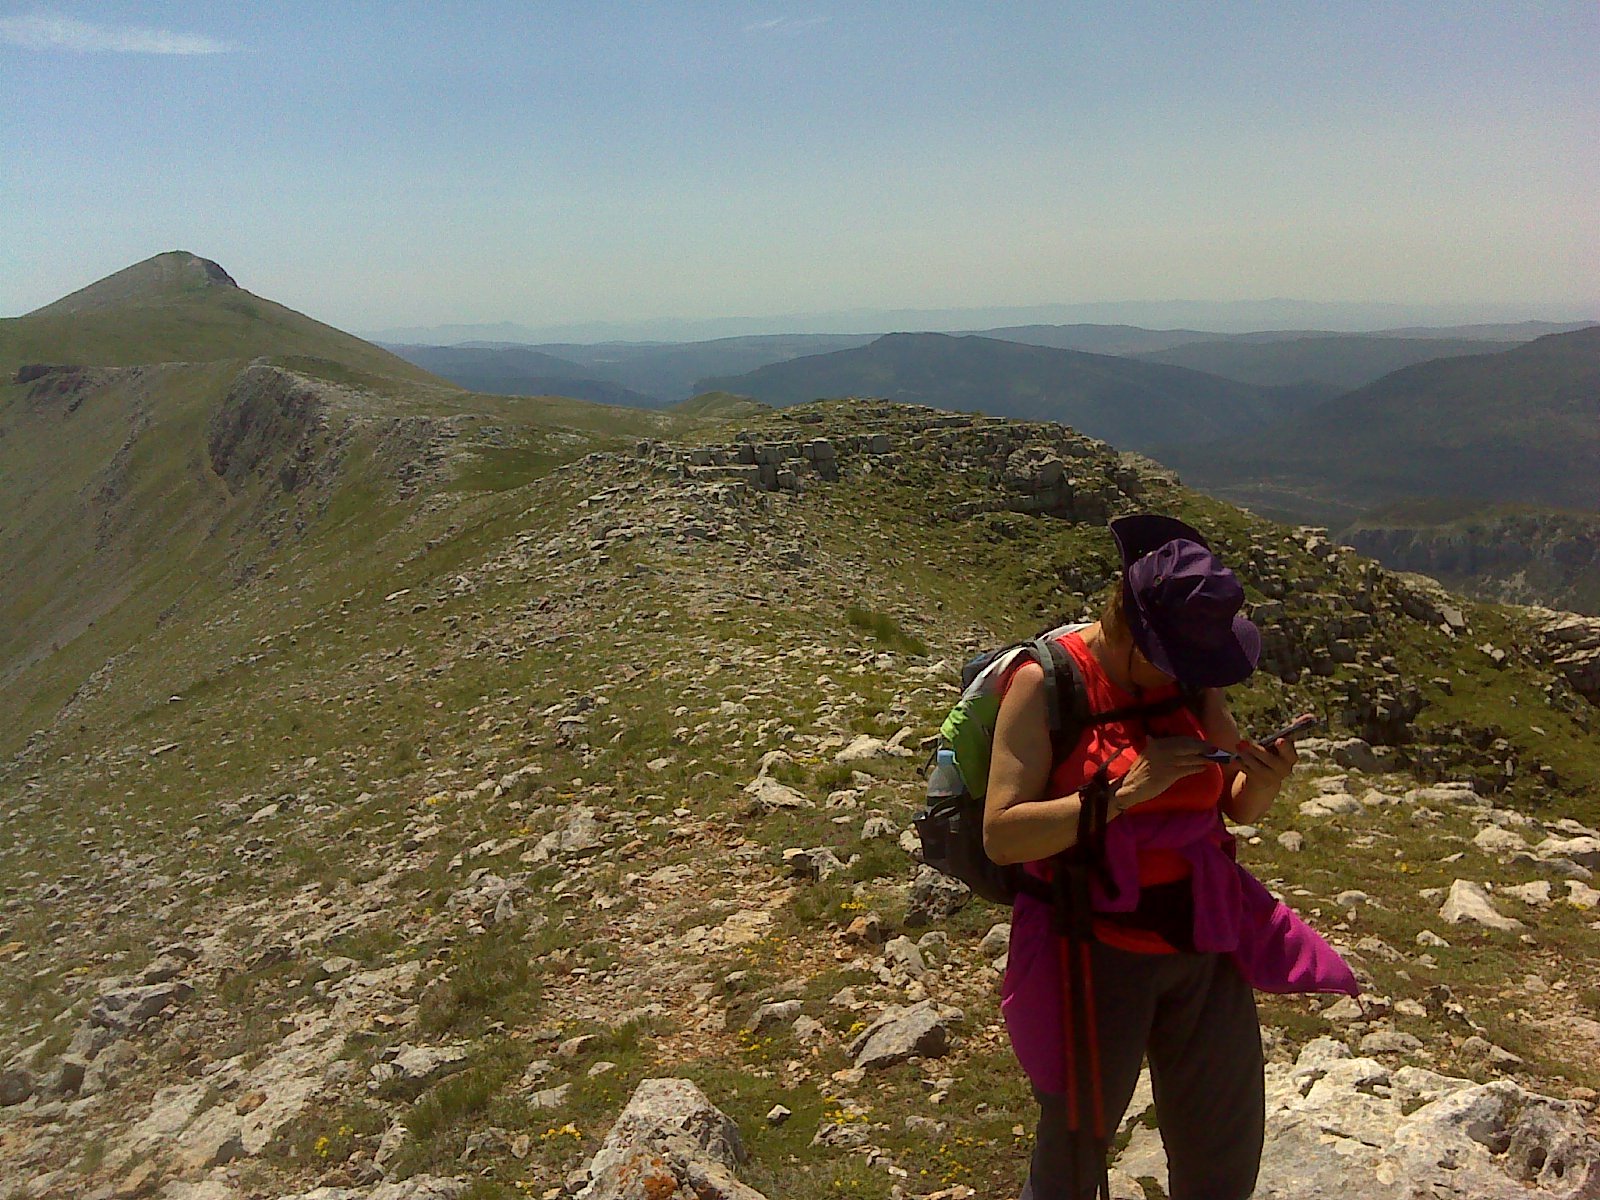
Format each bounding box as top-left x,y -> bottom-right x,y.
1019,941 -> 1264,1200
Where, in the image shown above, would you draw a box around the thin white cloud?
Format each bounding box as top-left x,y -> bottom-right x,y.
744,15 -> 830,35
0,13 -> 234,54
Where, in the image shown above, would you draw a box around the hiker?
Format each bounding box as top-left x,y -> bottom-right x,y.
983,514 -> 1357,1200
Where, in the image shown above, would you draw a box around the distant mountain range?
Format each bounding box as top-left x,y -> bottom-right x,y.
697,332 -> 1321,450
1159,326 -> 1600,526
383,334 -> 878,406
383,322 -> 1592,407
1131,335 -> 1520,393
385,344 -> 661,408
364,301 -> 1595,344
12,250 -> 1598,615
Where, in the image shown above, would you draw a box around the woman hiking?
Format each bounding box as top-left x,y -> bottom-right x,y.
983,514 -> 1357,1200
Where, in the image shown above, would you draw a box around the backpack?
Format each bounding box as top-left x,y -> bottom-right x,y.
913,622 -> 1201,905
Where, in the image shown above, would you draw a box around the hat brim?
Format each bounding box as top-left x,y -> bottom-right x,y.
1110,514 -> 1209,566
1127,599 -> 1261,688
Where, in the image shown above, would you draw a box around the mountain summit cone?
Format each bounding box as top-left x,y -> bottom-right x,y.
27,250 -> 239,316
4,252 -> 442,387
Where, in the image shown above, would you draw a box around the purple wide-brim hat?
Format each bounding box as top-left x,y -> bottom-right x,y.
1110,514 -> 1261,688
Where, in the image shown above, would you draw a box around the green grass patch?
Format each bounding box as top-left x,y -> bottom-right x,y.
418,923 -> 541,1036
272,1097 -> 389,1168
450,442 -> 579,493
845,605 -> 931,657
404,1055 -> 517,1144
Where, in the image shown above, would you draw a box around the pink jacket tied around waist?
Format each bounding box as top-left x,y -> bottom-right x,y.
1001,806 -> 1359,1094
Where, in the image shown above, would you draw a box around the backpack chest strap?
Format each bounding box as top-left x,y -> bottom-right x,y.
1084,690 -> 1196,728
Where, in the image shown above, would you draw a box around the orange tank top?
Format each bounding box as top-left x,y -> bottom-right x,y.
1044,631 -> 1225,953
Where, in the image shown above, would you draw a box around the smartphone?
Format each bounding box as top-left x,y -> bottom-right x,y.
1257,713 -> 1321,746
1201,714 -> 1321,762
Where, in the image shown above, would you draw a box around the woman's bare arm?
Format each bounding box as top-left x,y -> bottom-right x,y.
982,662 -> 1087,865
1198,686 -> 1242,753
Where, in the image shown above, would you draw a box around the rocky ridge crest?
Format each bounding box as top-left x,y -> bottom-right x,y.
2,400 -> 1598,1199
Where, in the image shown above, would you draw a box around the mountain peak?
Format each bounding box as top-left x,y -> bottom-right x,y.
28,251 -> 239,317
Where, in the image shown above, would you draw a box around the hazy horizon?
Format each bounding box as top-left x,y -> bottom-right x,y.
362,299 -> 1597,347
5,3 -> 1597,331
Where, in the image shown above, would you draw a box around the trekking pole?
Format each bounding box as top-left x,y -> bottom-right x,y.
1052,769 -> 1114,1200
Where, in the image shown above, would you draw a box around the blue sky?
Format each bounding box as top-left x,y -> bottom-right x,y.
3,2 -> 1596,333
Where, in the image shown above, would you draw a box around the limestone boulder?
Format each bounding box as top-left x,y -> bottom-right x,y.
88,980 -> 194,1033
0,1066 -> 33,1106
527,805 -> 605,862
576,1077 -> 766,1200
275,1176 -> 467,1200
1473,826 -> 1527,857
1537,835 -> 1600,872
782,846 -> 850,881
848,1000 -> 960,1070
1300,792 -> 1364,818
368,1043 -> 471,1100
743,1000 -> 802,1034
1439,879 -> 1524,932
833,734 -> 913,766
1239,1042 -> 1600,1198
905,865 -> 970,924
743,775 -> 812,812
1327,738 -> 1382,772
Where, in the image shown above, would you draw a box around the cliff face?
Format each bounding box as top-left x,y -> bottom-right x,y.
207,363 -> 333,494
1345,512 -> 1600,615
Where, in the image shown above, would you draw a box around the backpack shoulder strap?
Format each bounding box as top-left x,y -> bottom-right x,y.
1029,635 -> 1090,760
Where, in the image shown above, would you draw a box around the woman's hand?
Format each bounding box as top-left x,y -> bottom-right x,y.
1113,737 -> 1213,812
1227,736 -> 1298,823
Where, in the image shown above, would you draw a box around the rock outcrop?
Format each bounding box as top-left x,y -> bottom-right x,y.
1527,607 -> 1600,706
1253,1039 -> 1599,1199
207,364 -> 346,496
1346,511 -> 1600,617
577,1078 -> 768,1200
1116,1039 -> 1600,1198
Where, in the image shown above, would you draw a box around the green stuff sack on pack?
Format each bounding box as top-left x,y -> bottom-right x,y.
914,623 -> 1087,905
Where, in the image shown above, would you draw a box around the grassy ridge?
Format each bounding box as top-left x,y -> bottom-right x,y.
669,391 -> 773,419
3,403 -> 1597,1198
0,351 -> 703,755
